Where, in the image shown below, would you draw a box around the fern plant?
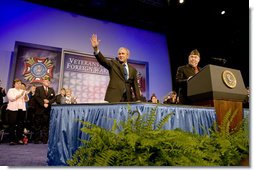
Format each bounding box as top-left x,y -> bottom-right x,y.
67,106 -> 249,166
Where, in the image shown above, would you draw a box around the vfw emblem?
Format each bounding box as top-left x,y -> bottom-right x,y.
23,57 -> 54,83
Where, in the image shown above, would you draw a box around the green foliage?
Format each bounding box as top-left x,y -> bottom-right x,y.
67,106 -> 249,166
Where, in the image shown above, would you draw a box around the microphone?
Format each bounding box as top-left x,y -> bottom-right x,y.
212,57 -> 227,64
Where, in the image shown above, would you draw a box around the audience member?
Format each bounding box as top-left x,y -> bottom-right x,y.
19,82 -> 30,141
0,79 -> 6,107
55,88 -> 66,104
27,84 -> 37,133
65,88 -> 77,104
148,93 -> 159,104
163,91 -> 179,104
20,82 -> 29,105
6,79 -> 28,145
34,76 -> 55,144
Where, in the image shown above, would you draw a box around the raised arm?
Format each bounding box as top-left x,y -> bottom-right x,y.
90,34 -> 111,69
90,34 -> 100,53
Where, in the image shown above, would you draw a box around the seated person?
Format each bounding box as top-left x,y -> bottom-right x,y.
65,88 -> 77,104
55,88 -> 66,104
148,93 -> 159,104
163,91 -> 179,104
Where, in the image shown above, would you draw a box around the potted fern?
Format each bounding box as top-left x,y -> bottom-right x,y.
67,107 -> 249,166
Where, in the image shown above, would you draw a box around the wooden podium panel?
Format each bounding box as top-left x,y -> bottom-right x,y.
193,100 -> 243,130
188,65 -> 247,129
213,100 -> 243,130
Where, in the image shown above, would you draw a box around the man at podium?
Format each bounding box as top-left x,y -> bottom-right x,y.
176,49 -> 201,104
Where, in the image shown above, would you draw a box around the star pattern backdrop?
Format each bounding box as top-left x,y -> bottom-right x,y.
62,51 -> 109,103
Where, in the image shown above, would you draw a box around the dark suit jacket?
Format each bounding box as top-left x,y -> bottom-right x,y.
34,86 -> 55,115
95,51 -> 141,102
28,92 -> 36,108
0,87 -> 6,107
176,64 -> 201,104
55,94 -> 66,104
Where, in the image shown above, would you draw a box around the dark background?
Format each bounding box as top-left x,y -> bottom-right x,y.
26,0 -> 249,90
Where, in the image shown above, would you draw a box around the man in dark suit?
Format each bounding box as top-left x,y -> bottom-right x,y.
34,76 -> 55,143
90,34 -> 141,102
27,84 -> 36,132
176,49 -> 201,104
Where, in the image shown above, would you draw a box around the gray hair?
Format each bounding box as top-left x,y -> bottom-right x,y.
118,47 -> 130,57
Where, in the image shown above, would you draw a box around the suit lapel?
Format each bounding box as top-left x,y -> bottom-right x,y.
113,60 -> 126,81
127,65 -> 132,79
42,86 -> 51,98
120,64 -> 125,79
46,88 -> 52,98
43,87 -> 48,96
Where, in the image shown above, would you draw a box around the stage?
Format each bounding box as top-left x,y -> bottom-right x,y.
47,103 -> 220,166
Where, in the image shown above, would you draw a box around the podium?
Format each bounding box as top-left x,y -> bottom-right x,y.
187,64 -> 247,129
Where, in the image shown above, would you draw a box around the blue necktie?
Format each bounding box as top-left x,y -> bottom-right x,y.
123,64 -> 128,80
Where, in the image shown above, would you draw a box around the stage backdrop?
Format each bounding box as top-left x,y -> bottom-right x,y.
0,0 -> 172,102
62,50 -> 109,103
9,43 -> 149,103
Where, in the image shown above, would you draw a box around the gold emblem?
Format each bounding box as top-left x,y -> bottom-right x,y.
23,57 -> 54,83
222,70 -> 237,88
